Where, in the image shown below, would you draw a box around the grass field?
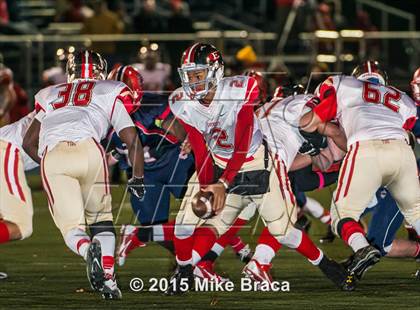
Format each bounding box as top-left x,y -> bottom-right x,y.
1,174 -> 419,309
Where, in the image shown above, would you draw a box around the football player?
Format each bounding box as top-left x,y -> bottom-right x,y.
0,111 -> 38,259
105,65 -> 194,265
300,60 -> 419,285
22,50 -> 145,299
166,43 -> 349,294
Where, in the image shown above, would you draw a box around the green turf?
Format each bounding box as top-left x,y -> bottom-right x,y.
0,175 -> 419,309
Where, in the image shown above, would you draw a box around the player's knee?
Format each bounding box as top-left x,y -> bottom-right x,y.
238,202 -> 257,221
275,226 -> 302,249
16,221 -> 33,240
89,221 -> 116,238
174,224 -> 195,239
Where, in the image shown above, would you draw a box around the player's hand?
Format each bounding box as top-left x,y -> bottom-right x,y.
299,141 -> 321,156
202,182 -> 226,215
127,176 -> 146,199
107,149 -> 123,166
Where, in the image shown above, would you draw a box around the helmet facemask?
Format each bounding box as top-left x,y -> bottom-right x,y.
411,79 -> 420,103
178,62 -> 224,100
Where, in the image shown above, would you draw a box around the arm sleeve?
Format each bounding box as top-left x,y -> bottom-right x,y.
313,89 -> 338,122
110,99 -> 135,134
221,78 -> 259,184
179,119 -> 214,186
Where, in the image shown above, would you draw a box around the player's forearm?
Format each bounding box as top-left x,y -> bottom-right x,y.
289,153 -> 312,171
161,116 -> 186,141
22,119 -> 41,164
318,122 -> 347,152
299,111 -> 320,133
119,127 -> 144,177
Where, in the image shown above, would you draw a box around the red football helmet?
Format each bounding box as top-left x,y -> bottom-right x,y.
178,43 -> 224,99
351,60 -> 388,85
411,67 -> 420,103
243,70 -> 267,103
108,65 -> 144,114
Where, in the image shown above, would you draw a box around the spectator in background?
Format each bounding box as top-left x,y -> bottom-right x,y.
42,47 -> 73,87
0,0 -> 9,25
81,0 -> 124,65
0,56 -> 30,125
167,0 -> 195,83
232,45 -> 265,75
132,43 -> 172,92
57,0 -> 93,23
133,0 -> 166,34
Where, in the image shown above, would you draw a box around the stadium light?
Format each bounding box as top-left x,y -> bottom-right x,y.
316,54 -> 337,63
339,54 -> 355,61
314,30 -> 339,39
340,30 -> 364,38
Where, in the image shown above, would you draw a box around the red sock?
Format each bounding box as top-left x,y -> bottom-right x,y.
192,227 -> 218,259
320,209 -> 332,224
340,220 -> 365,245
161,220 -> 175,241
174,234 -> 194,264
296,231 -> 321,261
103,256 -> 115,277
257,227 -> 282,252
0,222 -> 10,244
229,235 -> 246,253
215,218 -> 247,248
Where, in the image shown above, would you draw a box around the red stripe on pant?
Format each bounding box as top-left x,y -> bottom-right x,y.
13,148 -> 25,202
275,159 -> 286,201
334,144 -> 354,202
40,149 -> 55,212
343,142 -> 359,198
282,163 -> 296,206
3,142 -> 13,195
93,139 -> 110,195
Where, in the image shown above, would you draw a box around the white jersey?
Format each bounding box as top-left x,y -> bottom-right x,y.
42,66 -> 67,85
0,111 -> 38,170
318,75 -> 417,147
34,79 -> 134,155
169,76 -> 263,160
132,62 -> 171,92
258,94 -> 313,170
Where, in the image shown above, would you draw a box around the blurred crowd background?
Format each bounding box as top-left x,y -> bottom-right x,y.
0,0 -> 419,114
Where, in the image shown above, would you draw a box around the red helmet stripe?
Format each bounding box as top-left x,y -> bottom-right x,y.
87,51 -> 93,78
184,43 -> 199,64
81,51 -> 87,78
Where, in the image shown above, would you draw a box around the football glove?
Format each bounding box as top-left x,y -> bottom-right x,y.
127,176 -> 145,199
299,141 -> 321,156
299,130 -> 328,150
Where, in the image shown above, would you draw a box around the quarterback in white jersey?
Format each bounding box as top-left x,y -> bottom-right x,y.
0,111 -> 37,248
166,43 -> 350,295
300,60 -> 420,284
22,50 -> 145,300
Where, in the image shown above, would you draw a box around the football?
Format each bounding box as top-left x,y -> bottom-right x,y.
191,190 -> 215,219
